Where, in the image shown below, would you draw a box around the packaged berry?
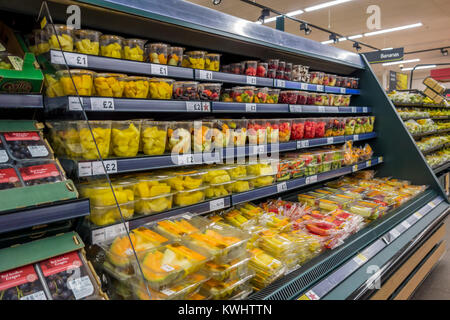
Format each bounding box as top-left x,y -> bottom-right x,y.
38,251 -> 101,300
315,118 -> 326,138
291,119 -> 305,140
284,71 -> 292,81
296,91 -> 308,105
267,69 -> 276,79
230,63 -> 243,75
243,61 -> 258,76
0,264 -> 48,300
285,62 -> 292,72
278,61 -> 286,72
279,90 -> 298,104
2,131 -> 53,161
306,92 -> 317,105
17,160 -> 64,186
256,62 -> 268,77
304,119 -> 317,139
267,59 -> 279,71
276,70 -> 284,79
0,164 -> 22,191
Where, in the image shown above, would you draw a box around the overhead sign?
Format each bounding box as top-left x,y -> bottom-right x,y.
364,48 -> 404,64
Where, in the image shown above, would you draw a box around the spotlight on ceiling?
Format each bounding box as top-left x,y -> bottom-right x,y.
258,8 -> 270,24
329,33 -> 338,43
441,48 -> 449,56
212,0 -> 221,5
353,42 -> 362,51
300,22 -> 312,35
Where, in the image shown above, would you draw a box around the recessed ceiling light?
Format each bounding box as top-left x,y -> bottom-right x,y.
402,65 -> 436,71
382,58 -> 420,66
305,0 -> 353,12
364,23 -> 422,37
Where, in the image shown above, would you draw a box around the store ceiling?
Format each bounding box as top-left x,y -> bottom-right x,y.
187,0 -> 450,78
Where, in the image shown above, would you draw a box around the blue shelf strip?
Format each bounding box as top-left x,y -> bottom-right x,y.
0,94 -> 43,109
70,133 -> 377,177
231,157 -> 383,205
212,102 -> 289,113
0,199 -> 90,235
302,196 -> 444,300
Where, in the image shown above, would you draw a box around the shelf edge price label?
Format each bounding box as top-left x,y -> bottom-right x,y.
199,70 -> 213,80
353,253 -> 368,266
78,162 -> 93,177
186,101 -> 210,112
251,145 -> 265,154
300,83 -> 308,90
68,96 -> 83,111
316,85 -> 324,92
151,64 -> 168,76
327,137 -> 334,144
390,228 -> 401,239
210,198 -> 225,211
297,140 -> 309,149
92,222 -> 129,244
363,107 -> 368,113
92,160 -> 118,175
277,182 -> 288,193
428,201 -> 436,209
317,106 -> 325,113
340,87 -> 346,94
65,52 -> 88,67
246,76 -> 257,85
353,135 -> 359,141
90,97 -> 115,111
378,156 -> 383,163
275,79 -> 286,88
352,165 -> 358,172
305,175 -> 317,185
245,103 -> 257,112
366,160 -> 372,167
414,212 -> 423,220
401,221 -> 411,229
305,290 -> 320,300
351,107 -> 357,113
290,105 -> 302,113
178,154 -> 195,165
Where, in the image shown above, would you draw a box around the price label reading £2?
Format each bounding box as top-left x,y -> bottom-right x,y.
90,97 -> 114,110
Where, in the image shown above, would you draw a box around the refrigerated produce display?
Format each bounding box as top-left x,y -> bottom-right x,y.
0,0 -> 448,302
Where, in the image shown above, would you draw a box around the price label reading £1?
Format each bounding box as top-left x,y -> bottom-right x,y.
199,70 -> 213,80
277,182 -> 288,193
246,76 -> 257,85
151,64 -> 168,76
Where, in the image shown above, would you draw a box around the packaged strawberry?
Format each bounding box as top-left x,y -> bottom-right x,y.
304,119 -> 316,139
291,119 -> 305,140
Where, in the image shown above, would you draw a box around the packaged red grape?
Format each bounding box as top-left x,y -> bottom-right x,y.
18,160 -> 64,186
38,251 -> 100,300
0,139 -> 11,164
0,264 -> 48,300
0,165 -> 22,190
2,132 -> 53,161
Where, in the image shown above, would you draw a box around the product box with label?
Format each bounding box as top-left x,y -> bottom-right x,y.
0,21 -> 43,93
423,87 -> 444,105
423,77 -> 446,95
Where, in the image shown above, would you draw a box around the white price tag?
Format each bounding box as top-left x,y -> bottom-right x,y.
251,145 -> 265,155
414,212 -> 423,220
245,103 -> 257,112
186,101 -> 210,112
290,105 -> 302,113
210,198 -> 225,211
352,165 -> 358,172
68,96 -> 83,111
199,70 -> 213,80
27,145 -> 49,157
353,253 -> 368,266
181,214 -> 192,220
300,83 -> 308,90
78,162 -> 92,177
64,52 -> 88,67
366,160 -> 372,167
161,288 -> 176,296
351,107 -> 357,113
305,290 -> 320,300
92,160 -> 118,175
340,87 -> 346,94
277,182 -> 288,193
390,228 -> 401,239
267,258 -> 281,269
151,64 -> 168,76
92,222 -> 129,244
50,50 -> 64,64
20,291 -> 47,300
305,175 -> 317,184
297,140 -> 309,149
316,85 -> 324,92
353,135 -> 359,141
275,79 -> 286,88
68,276 -> 94,300
178,154 -> 195,165
401,221 -> 411,229
90,97 -> 115,110
246,76 -> 257,85
327,137 -> 334,144
378,156 -> 383,163
428,201 -> 436,209
363,107 -> 368,113
161,264 -> 175,272
318,106 -> 325,113
0,150 -> 8,163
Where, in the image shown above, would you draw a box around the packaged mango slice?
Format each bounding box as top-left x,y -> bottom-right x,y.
74,29 -> 101,55
44,74 -> 64,97
248,248 -> 285,290
46,24 -> 74,51
93,73 -> 125,97
135,193 -> 174,215
121,76 -> 150,98
123,38 -> 145,61
185,51 -> 206,69
205,53 -> 221,71
152,215 -> 211,241
34,29 -> 50,54
174,187 -> 207,207
141,121 -> 168,155
202,273 -> 253,300
204,253 -> 251,282
79,179 -> 136,207
56,69 -> 95,96
222,208 -> 257,230
164,169 -> 206,191
229,176 -> 255,193
77,120 -> 111,159
148,78 -> 174,99
100,35 -> 123,58
89,200 -> 135,226
111,120 -> 141,157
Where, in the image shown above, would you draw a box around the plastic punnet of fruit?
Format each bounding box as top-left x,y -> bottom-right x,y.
167,46 -> 184,66
135,192 -> 175,215
230,62 -> 243,74
211,120 -> 232,148
247,120 -> 267,145
123,38 -> 146,61
164,169 -> 206,191
243,60 -> 258,76
278,119 -> 292,142
46,24 -> 74,51
304,119 -> 317,139
315,118 -> 326,138
185,51 -> 207,69
93,73 -> 125,97
205,53 -> 221,71
44,74 -> 64,97
34,29 -> 50,54
257,62 -> 268,77
56,69 -> 95,96
204,253 -> 251,282
266,88 -> 280,103
198,83 -> 221,101
345,117 -> 356,135
201,273 -> 253,300
121,76 -> 150,98
254,87 -> 268,103
167,122 -> 192,154
74,29 -> 101,55
148,78 -> 174,100
291,119 -> 305,140
146,43 -> 168,64
100,35 -> 123,58
152,215 -> 212,241
77,120 -> 111,159
141,120 -> 168,155
173,81 -> 199,100
111,120 -> 141,157
248,248 -> 285,290
220,88 -> 233,102
217,119 -> 247,147
231,86 -> 255,103
192,121 -> 213,153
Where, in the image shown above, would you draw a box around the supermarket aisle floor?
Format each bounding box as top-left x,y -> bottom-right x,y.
411,217 -> 450,300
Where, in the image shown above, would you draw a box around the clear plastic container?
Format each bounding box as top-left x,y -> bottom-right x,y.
185,50 -> 207,69
267,69 -> 276,79
44,73 -> 64,97
167,46 -> 184,66
34,29 -> 50,54
123,38 -> 146,61
210,120 -> 231,148
0,164 -> 22,191
164,169 -> 205,191
146,43 -> 169,64
218,119 -> 247,147
305,162 -> 322,176
141,120 -> 168,155
291,119 -> 305,140
328,74 -> 337,86
205,53 -> 221,71
205,181 -> 234,199
243,60 -> 258,76
173,81 -> 199,100
322,73 -> 330,86
351,77 -> 360,89
297,192 -> 326,207
198,83 -> 221,101
247,119 -> 267,145
192,120 -> 213,152
276,70 -> 284,79
284,71 -> 292,81
344,77 -> 352,88
46,24 -> 74,52
254,87 -> 268,103
349,200 -> 388,219
135,193 -> 175,215
90,200 -> 135,226
342,95 -> 351,106
278,61 -> 286,72
332,94 -> 342,106
80,179 -> 136,207
229,176 -> 255,193
278,119 -> 292,142
152,215 -> 211,241
202,273 -> 253,300
304,119 -> 317,139
267,59 -> 279,70
3,131 -> 52,161
265,88 -> 279,104
220,88 -> 233,102
167,121 -> 192,154
121,76 -> 150,98
110,120 -> 141,157
184,224 -> 249,263
345,117 -> 356,135
47,121 -> 83,159
138,243 -> 210,290
100,35 -> 123,58
256,62 -> 268,77
93,73 -> 125,97
315,118 -> 326,138
279,90 -> 298,104
174,186 -> 207,207
222,209 -> 257,230
249,174 -> 276,188
74,29 -> 101,55
231,86 -> 255,103
306,92 -> 317,105
56,69 -> 95,96
230,62 -> 243,74
202,167 -> 232,185
77,120 -> 111,159
148,78 -> 174,100
249,248 -> 285,290
133,174 -> 172,198
336,76 -> 344,87
310,71 -> 324,85
204,253 -> 251,282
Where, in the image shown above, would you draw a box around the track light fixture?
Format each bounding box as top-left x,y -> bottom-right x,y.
212,0 -> 222,5
353,42 -> 362,51
258,8 -> 270,24
300,22 -> 312,35
441,48 -> 449,56
329,33 -> 338,43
